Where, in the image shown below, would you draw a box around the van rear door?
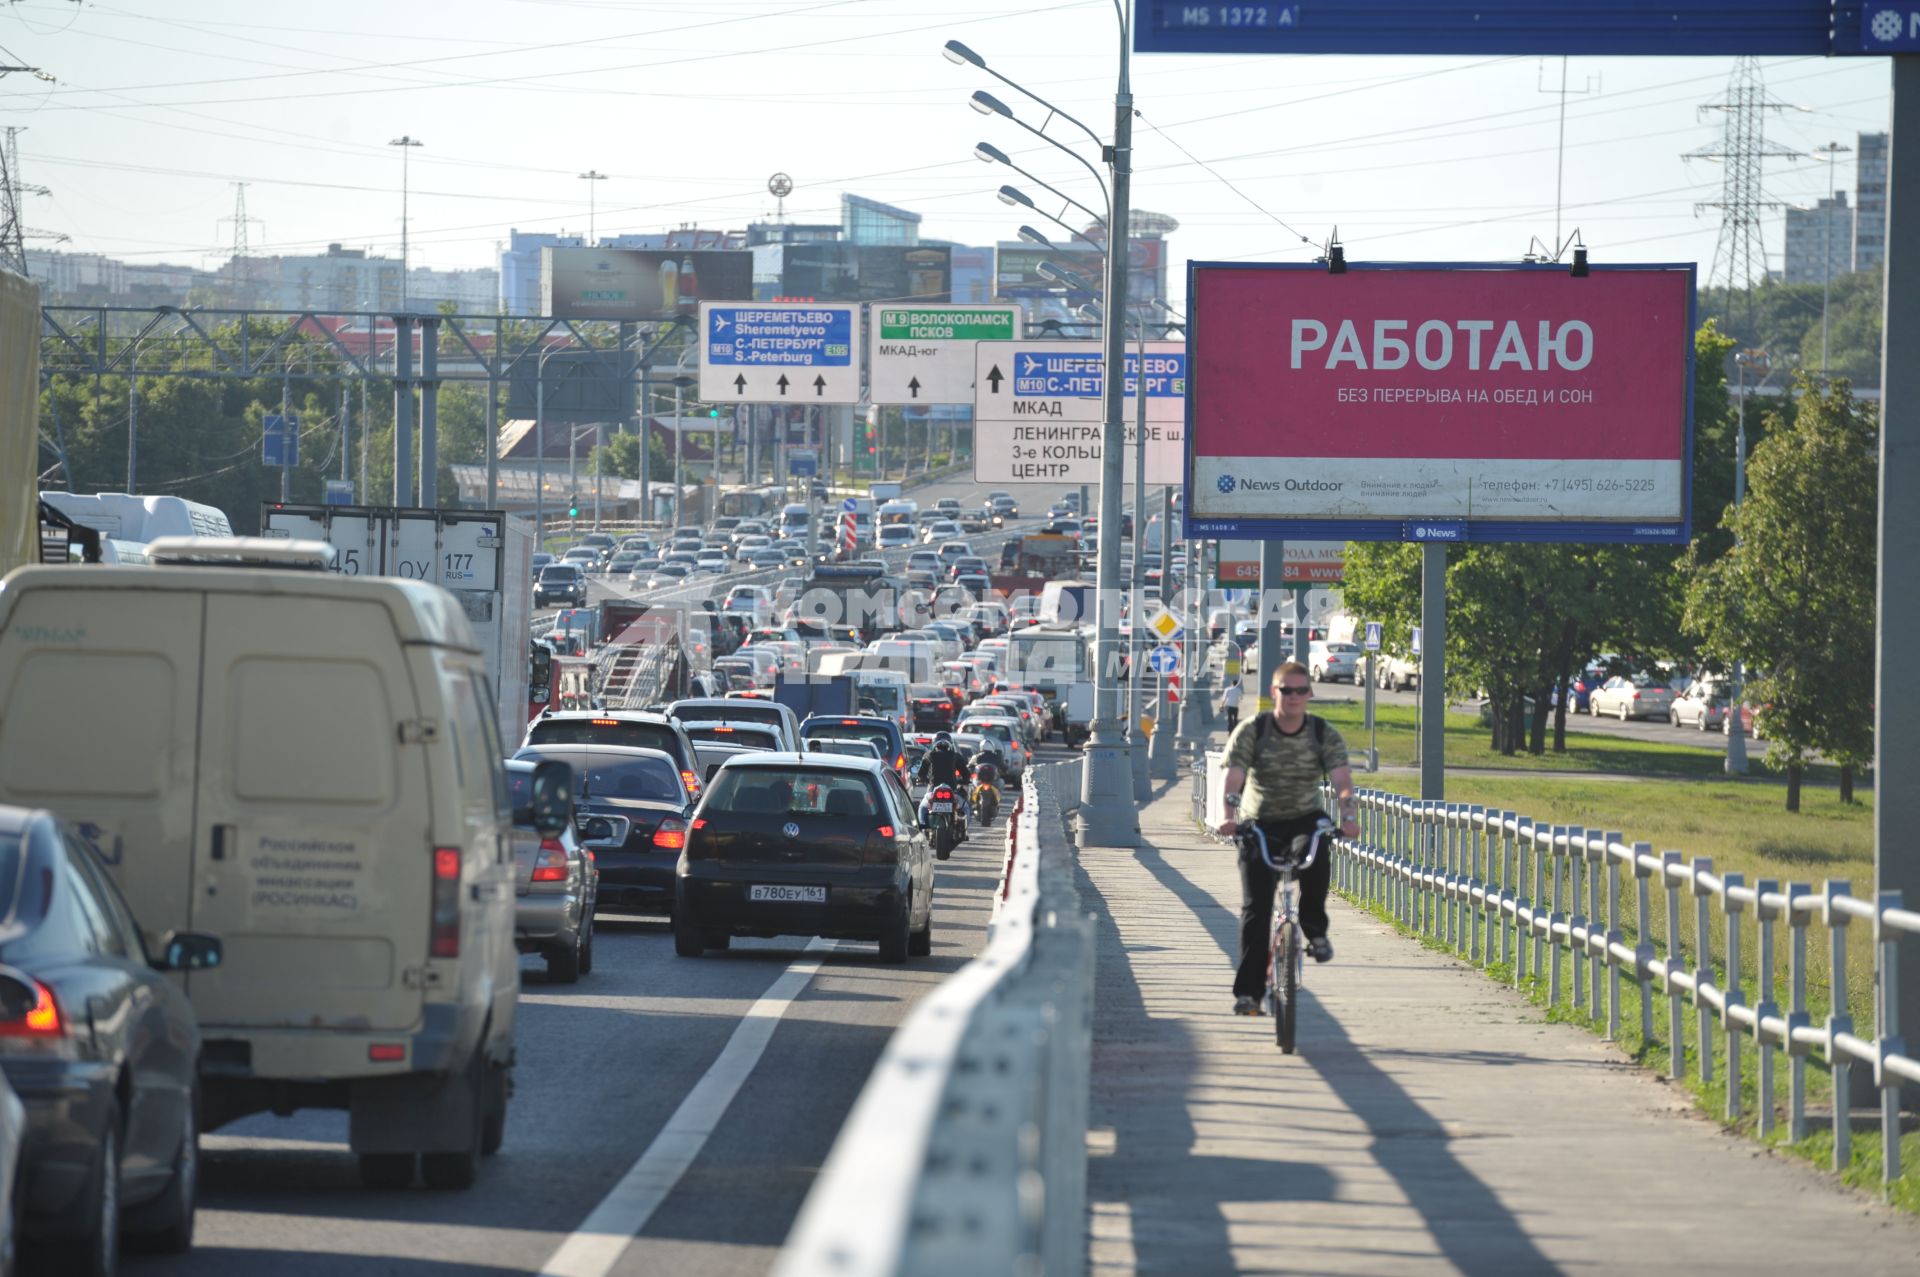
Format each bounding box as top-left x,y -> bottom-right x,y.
187,592 -> 431,1033
0,586 -> 204,938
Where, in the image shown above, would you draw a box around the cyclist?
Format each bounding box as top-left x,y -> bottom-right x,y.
914,731 -> 973,826
1214,661 -> 1359,1016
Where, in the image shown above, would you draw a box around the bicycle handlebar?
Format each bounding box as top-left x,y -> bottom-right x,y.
1234,819 -> 1332,873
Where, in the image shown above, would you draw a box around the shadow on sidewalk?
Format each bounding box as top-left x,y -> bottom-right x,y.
1123,840 -> 1565,1276
1082,860 -> 1337,1275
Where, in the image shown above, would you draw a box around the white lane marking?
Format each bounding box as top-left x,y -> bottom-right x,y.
538,937 -> 836,1277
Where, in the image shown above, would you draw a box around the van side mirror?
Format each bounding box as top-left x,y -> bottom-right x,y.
529,759 -> 573,836
154,930 -> 223,972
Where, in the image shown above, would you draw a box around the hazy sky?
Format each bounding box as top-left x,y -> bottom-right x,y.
0,0 -> 1894,307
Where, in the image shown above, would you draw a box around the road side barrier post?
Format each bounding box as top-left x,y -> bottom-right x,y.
1500,812 -> 1518,973
1753,879 -> 1782,1138
1693,858 -> 1716,1087
1664,852 -> 1686,1082
1824,879 -> 1854,1172
1787,882 -> 1813,1141
1873,891 -> 1904,1188
1593,833 -> 1615,1023
1569,827 -> 1589,1014
1724,872 -> 1747,1121
1548,826 -> 1567,1009
1518,817 -> 1538,987
1605,834 -> 1624,1043
1469,806 -> 1485,965
1633,844 -> 1656,1048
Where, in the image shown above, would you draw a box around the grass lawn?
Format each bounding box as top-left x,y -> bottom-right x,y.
1311,697 -> 1855,787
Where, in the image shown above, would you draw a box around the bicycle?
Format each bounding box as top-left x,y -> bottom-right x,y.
1235,816 -> 1333,1054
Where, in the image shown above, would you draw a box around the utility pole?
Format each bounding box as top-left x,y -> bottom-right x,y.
1539,57 -> 1597,250
1686,57 -> 1797,333
0,125 -> 67,276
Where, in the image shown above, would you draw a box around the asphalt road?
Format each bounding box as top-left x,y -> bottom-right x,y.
127,760 -> 1048,1277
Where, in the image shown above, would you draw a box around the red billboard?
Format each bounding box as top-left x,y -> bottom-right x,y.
1185,263 -> 1695,544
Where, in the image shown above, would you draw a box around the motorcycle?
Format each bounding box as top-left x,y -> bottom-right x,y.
969,765 -> 1002,828
923,783 -> 964,860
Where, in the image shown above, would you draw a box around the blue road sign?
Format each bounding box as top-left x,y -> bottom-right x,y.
1149,645 -> 1181,675
262,413 -> 298,467
840,497 -> 858,513
706,307 -> 853,367
1363,621 -> 1382,652
1860,3 -> 1920,50
1411,626 -> 1422,656
789,452 -> 818,478
1010,349 -> 1187,400
1135,2 -> 1840,57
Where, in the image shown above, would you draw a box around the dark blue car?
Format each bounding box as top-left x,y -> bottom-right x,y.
799,715 -> 907,778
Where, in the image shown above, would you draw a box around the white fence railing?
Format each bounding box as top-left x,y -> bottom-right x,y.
1330,790 -> 1918,1192
774,762 -> 1092,1277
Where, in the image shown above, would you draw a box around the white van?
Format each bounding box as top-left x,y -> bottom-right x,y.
0,549 -> 521,1189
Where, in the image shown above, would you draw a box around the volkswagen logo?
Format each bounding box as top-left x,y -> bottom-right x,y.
1215,474 -> 1236,495
782,821 -> 801,840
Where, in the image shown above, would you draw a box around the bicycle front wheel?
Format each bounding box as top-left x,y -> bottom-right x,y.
1273,920 -> 1299,1052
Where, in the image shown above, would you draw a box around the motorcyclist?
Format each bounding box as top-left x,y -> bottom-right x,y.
969,748 -> 1005,824
914,731 -> 972,827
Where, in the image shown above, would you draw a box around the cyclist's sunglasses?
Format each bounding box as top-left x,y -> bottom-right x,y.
1275,684 -> 1312,697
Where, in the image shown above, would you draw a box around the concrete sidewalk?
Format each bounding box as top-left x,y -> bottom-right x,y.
1084,778 -> 1920,1276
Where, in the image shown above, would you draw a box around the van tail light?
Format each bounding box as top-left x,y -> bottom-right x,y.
0,973 -> 65,1039
681,769 -> 702,796
430,847 -> 462,958
653,818 -> 688,850
530,839 -> 569,883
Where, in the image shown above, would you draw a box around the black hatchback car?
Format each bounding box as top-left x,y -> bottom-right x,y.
673,754 -> 933,963
0,806 -> 221,1275
512,745 -> 692,917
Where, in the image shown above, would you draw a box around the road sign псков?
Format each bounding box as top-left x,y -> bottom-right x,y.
870,305 -> 1020,406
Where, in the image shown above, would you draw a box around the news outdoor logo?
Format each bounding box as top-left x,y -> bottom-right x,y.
1216,474 -> 1237,495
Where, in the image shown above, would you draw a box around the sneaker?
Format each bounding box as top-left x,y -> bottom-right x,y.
1232,996 -> 1260,1016
1309,937 -> 1334,964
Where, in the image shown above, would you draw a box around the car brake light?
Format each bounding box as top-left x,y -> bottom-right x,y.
841,718 -> 859,725
431,847 -> 462,958
591,719 -> 620,726
369,1044 -> 406,1062
0,975 -> 64,1038
531,838 -> 569,882
681,769 -> 702,795
876,825 -> 895,838
654,819 -> 688,850
692,817 -> 708,830
895,754 -> 906,770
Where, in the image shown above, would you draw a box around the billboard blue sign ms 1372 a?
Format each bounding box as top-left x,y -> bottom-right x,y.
1135,2 -> 1918,57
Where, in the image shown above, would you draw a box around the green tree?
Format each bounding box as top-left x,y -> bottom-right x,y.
1682,375 -> 1877,810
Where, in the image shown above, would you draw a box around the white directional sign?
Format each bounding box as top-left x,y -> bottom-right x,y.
699,302 -> 862,405
972,340 -> 1186,484
870,304 -> 1021,405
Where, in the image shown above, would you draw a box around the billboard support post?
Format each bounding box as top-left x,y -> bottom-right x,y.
392,315 -> 413,508
1420,544 -> 1446,800
1878,51 -> 1920,1103
1149,483 -> 1178,780
1256,540 -> 1285,719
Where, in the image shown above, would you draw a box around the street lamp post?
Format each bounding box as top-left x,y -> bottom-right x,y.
954,18 -> 1135,841
1814,141 -> 1851,375
579,169 -> 608,245
389,136 -> 423,309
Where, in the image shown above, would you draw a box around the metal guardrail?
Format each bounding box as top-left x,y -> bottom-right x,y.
774,762 -> 1092,1277
1329,790 -> 1918,1191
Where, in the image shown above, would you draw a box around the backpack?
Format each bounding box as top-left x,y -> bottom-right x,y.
1250,712 -> 1331,780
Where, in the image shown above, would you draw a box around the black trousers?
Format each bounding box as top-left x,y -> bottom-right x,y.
1233,812 -> 1333,998
1224,707 -> 1239,730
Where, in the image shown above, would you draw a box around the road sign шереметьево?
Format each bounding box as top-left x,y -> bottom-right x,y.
698,302 -> 861,405
972,341 -> 1186,485
870,305 -> 1020,406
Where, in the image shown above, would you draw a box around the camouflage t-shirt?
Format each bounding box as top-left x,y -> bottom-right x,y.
1224,713 -> 1350,820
